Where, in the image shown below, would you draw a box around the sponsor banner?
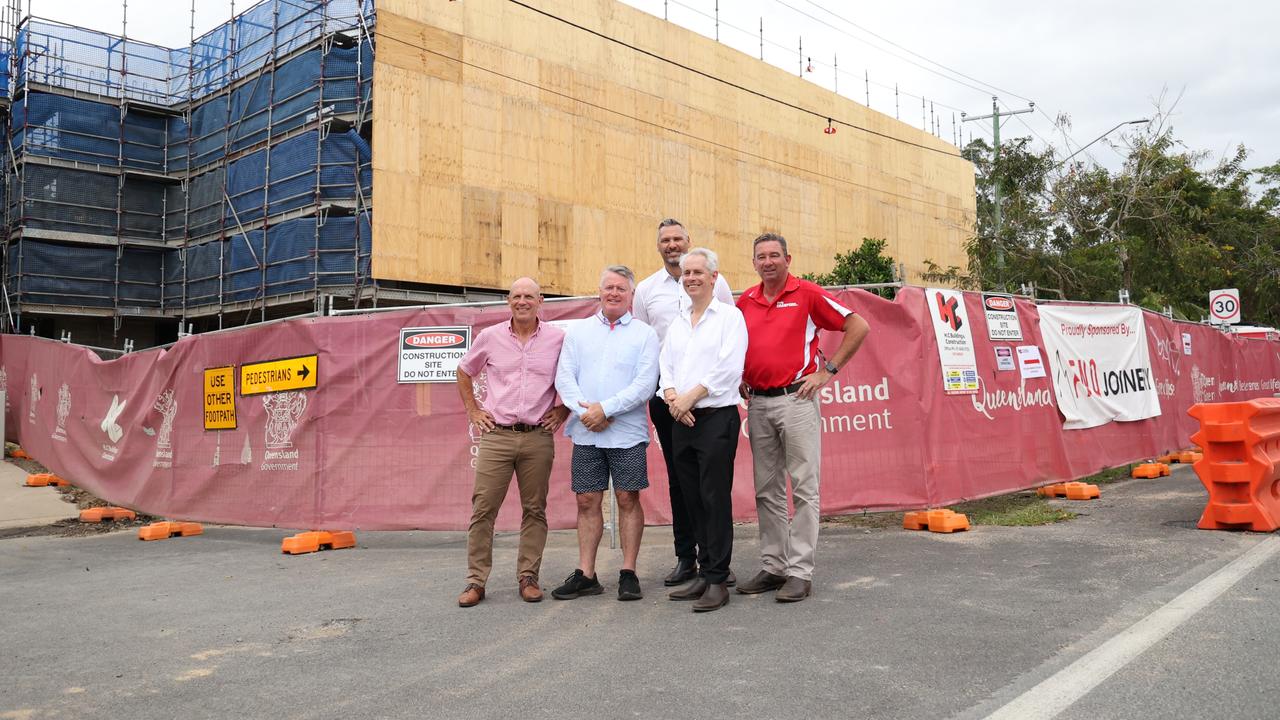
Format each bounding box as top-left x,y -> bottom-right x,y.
1038,305 -> 1161,429
927,288 -> 979,394
4,289 -> 1279,531
398,326 -> 471,383
983,293 -> 1024,341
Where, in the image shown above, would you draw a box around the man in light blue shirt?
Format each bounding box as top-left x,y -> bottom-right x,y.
553,265 -> 660,602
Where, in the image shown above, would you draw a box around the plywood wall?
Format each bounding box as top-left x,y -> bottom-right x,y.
371,0 -> 976,296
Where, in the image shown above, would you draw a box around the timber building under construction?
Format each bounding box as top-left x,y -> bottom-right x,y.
0,0 -> 975,349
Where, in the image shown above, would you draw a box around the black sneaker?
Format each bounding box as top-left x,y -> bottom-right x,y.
618,570 -> 643,601
551,569 -> 603,600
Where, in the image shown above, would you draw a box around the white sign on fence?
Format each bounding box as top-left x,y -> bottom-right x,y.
1209,288 -> 1241,324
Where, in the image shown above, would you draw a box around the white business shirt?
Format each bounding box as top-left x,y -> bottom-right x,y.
659,299 -> 748,409
555,311 -> 661,448
633,268 -> 734,342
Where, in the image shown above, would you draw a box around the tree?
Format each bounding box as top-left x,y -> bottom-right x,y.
802,238 -> 897,297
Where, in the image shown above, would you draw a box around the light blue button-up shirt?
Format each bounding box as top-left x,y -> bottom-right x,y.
555,310 -> 660,448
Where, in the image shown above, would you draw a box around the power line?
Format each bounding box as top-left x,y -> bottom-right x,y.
771,0 -> 1031,104
798,0 -> 1035,105
663,0 -> 966,115
504,0 -> 961,157
377,30 -> 971,221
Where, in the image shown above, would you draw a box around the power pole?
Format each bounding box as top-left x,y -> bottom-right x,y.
961,96 -> 1033,285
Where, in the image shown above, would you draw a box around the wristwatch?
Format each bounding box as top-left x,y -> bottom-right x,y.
823,360 -> 839,374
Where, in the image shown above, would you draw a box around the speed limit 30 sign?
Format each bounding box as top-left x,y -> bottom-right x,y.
1209,288 -> 1241,324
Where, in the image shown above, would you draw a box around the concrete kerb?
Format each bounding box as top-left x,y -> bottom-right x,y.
0,460 -> 77,530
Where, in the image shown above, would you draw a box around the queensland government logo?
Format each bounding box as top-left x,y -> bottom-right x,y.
261,391 -> 307,471
52,383 -> 71,442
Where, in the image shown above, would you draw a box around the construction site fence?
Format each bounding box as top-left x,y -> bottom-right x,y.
3,287 -> 1277,531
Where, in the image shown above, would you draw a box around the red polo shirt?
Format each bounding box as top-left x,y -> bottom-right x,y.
736,274 -> 853,390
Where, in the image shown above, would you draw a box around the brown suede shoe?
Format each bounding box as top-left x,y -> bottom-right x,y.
458,583 -> 485,607
519,575 -> 543,603
736,569 -> 787,594
775,576 -> 812,603
692,583 -> 730,612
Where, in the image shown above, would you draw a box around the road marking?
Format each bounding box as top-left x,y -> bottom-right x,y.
985,535 -> 1280,720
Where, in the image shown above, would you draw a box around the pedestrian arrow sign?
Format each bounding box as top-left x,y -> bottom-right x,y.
240,354 -> 319,396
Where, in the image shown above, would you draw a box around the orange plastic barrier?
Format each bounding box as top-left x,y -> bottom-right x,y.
1156,453 -> 1179,464
1173,451 -> 1204,464
1132,463 -> 1171,479
281,530 -> 357,555
9,447 -> 30,459
24,473 -> 68,487
1064,482 -> 1101,500
1189,399 -> 1280,531
79,507 -> 137,523
902,510 -> 969,533
1036,483 -> 1066,497
138,521 -> 203,541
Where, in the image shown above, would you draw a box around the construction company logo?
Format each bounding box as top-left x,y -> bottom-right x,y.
261,391 -> 307,471
151,389 -> 178,468
52,383 -> 71,442
1192,366 -> 1217,404
99,394 -> 127,462
969,375 -> 1055,421
28,374 -> 40,424
935,291 -> 963,331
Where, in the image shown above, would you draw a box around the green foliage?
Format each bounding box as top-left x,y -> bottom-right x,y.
961,119 -> 1280,325
802,238 -> 897,297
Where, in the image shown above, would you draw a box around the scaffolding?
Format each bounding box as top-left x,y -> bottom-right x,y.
1,0 -> 375,334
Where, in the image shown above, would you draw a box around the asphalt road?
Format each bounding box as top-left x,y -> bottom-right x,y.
2,465 -> 1277,720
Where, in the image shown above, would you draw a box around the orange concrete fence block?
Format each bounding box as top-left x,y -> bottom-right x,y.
138,521 -> 203,541
1189,399 -> 1280,532
1037,483 -> 1067,498
1063,482 -> 1101,500
24,473 -> 69,487
79,507 -> 137,523
1132,463 -> 1171,479
902,511 -> 930,531
281,530 -> 357,555
926,509 -> 970,533
1156,453 -> 1179,464
9,447 -> 30,459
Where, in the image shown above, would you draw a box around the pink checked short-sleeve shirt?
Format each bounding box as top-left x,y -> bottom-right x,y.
457,320 -> 565,426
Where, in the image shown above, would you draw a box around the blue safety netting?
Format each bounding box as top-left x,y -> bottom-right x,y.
11,92 -> 169,171
168,214 -> 371,307
4,241 -> 163,308
10,164 -> 168,240
225,128 -> 370,225
12,0 -> 373,103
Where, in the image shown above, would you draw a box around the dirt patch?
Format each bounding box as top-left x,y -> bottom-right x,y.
2,454 -> 157,539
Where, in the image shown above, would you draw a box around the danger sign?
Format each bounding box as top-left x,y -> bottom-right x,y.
398,326 -> 471,383
1209,288 -> 1241,324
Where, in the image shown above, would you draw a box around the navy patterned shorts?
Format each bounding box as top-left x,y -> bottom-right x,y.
570,442 -> 650,494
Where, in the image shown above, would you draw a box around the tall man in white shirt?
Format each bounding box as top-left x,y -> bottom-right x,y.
658,248 -> 748,613
553,265 -> 661,602
633,218 -> 734,587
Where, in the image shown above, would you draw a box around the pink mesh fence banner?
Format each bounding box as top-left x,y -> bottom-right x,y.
3,286 -> 1278,530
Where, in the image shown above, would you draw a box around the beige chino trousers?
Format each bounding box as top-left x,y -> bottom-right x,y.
746,393 -> 823,581
465,427 -> 555,587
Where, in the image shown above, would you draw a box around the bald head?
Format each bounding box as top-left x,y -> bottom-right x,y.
507,276 -> 543,325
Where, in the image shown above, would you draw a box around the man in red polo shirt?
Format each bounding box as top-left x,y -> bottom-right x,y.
735,233 -> 870,602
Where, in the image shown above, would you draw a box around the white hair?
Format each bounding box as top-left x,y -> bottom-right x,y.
678,247 -> 719,274
600,265 -> 636,289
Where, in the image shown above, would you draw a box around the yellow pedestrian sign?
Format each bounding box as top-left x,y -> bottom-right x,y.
240,355 -> 319,396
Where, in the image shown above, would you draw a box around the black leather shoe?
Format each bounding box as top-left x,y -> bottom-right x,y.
664,558 -> 698,586
668,577 -> 707,601
736,569 -> 787,594
776,576 -> 812,603
692,583 -> 729,612
726,569 -> 736,587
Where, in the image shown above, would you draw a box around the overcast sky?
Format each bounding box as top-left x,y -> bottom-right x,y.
28,0 -> 1280,181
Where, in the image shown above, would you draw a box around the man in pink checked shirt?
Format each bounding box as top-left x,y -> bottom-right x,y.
455,277 -> 571,608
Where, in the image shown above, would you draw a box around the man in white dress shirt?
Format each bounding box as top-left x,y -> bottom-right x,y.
632,218 -> 734,587
658,248 -> 748,613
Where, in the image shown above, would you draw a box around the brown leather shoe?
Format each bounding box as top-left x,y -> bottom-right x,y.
775,576 -> 811,603
519,576 -> 543,603
457,583 -> 485,607
692,582 -> 729,612
736,569 -> 787,594
668,577 -> 707,601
